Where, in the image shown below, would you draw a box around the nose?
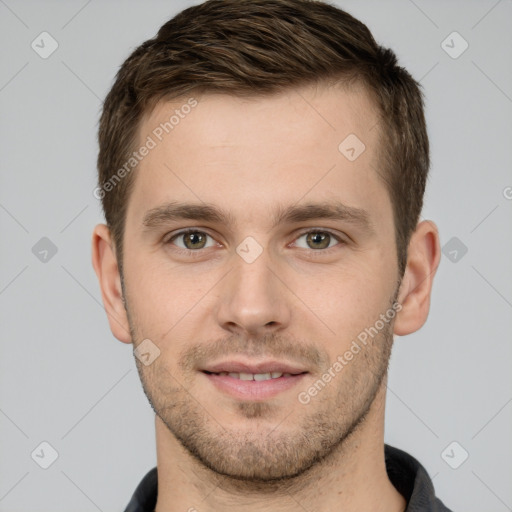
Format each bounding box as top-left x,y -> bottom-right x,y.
215,248 -> 292,337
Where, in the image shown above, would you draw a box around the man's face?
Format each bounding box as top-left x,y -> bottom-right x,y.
121,83 -> 400,481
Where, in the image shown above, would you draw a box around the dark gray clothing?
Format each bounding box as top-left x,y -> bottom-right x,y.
124,444 -> 453,511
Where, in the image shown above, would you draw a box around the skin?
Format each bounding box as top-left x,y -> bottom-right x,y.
92,81 -> 440,512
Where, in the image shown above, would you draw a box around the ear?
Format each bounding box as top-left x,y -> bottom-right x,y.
393,220 -> 441,336
91,224 -> 132,344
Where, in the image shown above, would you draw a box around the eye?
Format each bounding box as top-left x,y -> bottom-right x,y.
294,230 -> 342,250
167,230 -> 217,250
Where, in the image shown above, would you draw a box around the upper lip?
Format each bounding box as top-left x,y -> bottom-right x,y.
201,360 -> 309,375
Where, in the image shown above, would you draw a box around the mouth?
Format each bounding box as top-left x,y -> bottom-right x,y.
200,361 -> 309,401
202,370 -> 302,381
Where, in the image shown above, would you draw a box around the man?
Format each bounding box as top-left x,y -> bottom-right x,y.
92,0 -> 449,510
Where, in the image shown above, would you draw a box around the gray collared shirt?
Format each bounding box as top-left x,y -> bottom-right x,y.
124,444 -> 453,511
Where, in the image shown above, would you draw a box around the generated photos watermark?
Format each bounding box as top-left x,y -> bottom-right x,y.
298,301 -> 402,405
93,97 -> 198,200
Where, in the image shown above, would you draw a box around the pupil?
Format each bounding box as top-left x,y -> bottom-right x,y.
307,232 -> 329,249
186,232 -> 205,249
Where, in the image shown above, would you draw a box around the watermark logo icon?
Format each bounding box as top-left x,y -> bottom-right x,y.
442,236 -> 468,263
338,134 -> 366,162
441,441 -> 469,469
236,236 -> 263,264
32,237 -> 58,263
31,32 -> 59,59
441,31 -> 469,59
31,441 -> 59,469
134,339 -> 161,366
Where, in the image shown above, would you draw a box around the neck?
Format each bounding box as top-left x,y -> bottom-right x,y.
154,380 -> 406,512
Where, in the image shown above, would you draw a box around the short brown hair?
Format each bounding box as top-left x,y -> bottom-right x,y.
97,0 -> 429,278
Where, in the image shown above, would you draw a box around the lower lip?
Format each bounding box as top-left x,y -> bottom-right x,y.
202,372 -> 308,401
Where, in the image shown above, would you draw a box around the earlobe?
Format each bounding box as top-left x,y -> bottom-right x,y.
393,220 -> 441,337
91,224 -> 132,344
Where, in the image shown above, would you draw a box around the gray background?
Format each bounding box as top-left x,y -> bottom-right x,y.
1,1 -> 511,511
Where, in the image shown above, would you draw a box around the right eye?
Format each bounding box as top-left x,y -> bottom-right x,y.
166,230 -> 217,251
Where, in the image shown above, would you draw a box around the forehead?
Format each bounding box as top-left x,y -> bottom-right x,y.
127,82 -> 389,230
140,82 -> 379,155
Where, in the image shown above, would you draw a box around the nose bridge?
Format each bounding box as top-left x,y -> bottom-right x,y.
216,245 -> 290,334
234,250 -> 274,301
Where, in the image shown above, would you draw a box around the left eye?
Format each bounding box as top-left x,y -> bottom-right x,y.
169,230 -> 216,250
294,231 -> 341,250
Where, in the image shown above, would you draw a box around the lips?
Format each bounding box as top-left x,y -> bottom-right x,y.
204,371 -> 294,381
200,360 -> 309,400
201,360 -> 308,375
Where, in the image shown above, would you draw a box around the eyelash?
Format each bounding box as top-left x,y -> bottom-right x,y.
164,228 -> 346,256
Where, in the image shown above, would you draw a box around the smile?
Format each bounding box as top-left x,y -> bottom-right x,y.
201,370 -> 308,401
203,371 -> 295,381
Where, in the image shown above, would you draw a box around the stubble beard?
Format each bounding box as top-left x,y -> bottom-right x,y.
125,292 -> 397,488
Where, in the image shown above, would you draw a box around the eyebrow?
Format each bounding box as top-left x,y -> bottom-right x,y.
142,200 -> 375,235
272,202 -> 374,234
142,202 -> 236,230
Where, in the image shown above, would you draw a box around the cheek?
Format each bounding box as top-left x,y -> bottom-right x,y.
293,255 -> 394,343
123,253 -> 218,339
